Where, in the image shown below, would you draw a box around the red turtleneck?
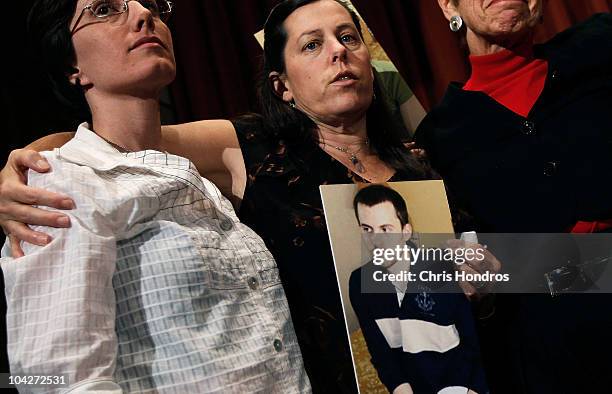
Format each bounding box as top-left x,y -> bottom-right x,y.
463,46 -> 611,233
463,45 -> 548,118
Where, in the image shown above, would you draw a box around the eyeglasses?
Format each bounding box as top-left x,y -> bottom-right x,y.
71,0 -> 173,34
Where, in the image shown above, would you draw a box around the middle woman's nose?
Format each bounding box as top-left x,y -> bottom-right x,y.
328,37 -> 348,64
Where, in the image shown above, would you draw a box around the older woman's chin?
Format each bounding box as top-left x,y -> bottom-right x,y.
474,18 -> 538,45
486,5 -> 542,35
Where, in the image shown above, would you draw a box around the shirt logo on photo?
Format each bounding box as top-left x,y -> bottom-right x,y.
415,291 -> 435,315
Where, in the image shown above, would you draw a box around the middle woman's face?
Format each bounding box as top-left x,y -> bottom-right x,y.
281,0 -> 374,125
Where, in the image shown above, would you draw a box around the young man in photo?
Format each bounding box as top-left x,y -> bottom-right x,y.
349,184 -> 487,394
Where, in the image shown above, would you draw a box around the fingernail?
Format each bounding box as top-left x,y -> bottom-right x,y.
60,199 -> 75,209
36,159 -> 50,170
57,216 -> 71,227
36,234 -> 51,244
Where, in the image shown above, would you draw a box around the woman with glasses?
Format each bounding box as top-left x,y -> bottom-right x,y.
1,1 -> 310,392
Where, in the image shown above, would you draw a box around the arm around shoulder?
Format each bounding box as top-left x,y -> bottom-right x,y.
161,119 -> 246,204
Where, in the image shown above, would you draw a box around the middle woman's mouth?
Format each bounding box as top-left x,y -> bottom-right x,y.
331,71 -> 358,85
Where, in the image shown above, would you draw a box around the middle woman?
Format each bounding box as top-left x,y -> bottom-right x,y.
233,1 -> 432,391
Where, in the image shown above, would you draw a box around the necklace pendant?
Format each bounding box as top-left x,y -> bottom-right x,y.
351,154 -> 365,173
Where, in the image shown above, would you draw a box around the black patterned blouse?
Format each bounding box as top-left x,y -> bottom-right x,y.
232,114 -> 423,393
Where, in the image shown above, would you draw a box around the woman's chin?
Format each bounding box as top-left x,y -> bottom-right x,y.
149,59 -> 177,81
131,62 -> 177,91
328,97 -> 371,118
491,10 -> 538,35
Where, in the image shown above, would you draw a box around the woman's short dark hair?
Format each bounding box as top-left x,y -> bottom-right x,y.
28,0 -> 91,120
353,184 -> 410,227
258,0 -> 430,178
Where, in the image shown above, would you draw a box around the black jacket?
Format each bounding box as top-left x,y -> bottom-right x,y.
415,13 -> 612,394
415,13 -> 612,233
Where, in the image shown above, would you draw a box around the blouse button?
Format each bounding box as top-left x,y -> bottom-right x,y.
220,219 -> 233,231
550,70 -> 560,81
273,339 -> 283,352
247,277 -> 259,290
521,120 -> 536,136
293,237 -> 305,247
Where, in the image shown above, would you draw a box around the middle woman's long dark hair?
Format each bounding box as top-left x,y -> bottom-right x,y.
258,0 -> 433,179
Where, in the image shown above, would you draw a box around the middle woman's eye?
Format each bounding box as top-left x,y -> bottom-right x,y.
303,41 -> 319,51
340,34 -> 357,44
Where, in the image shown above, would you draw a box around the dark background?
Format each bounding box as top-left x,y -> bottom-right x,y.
1,0 -> 610,386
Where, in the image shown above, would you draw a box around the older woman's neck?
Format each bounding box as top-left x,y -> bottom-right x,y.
467,30 -> 534,56
89,94 -> 163,152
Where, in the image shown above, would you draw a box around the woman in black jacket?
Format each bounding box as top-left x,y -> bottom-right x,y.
416,1 -> 612,392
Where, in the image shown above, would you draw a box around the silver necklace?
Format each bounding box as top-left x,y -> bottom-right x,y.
104,139 -> 133,153
323,139 -> 370,173
94,131 -> 134,153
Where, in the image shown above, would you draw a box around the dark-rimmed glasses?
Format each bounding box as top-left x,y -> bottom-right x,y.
71,0 -> 173,34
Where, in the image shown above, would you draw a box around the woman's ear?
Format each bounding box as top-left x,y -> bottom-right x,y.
68,66 -> 91,87
269,71 -> 293,103
437,0 -> 457,22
